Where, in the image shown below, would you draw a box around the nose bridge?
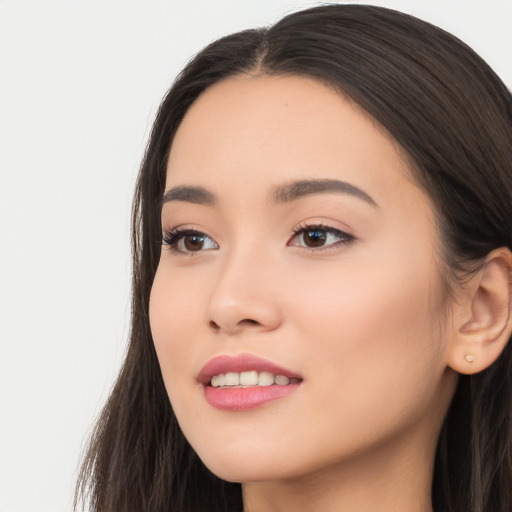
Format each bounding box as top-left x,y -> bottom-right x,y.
205,239 -> 282,334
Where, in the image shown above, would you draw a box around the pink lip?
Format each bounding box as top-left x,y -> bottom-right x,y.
197,354 -> 301,385
198,354 -> 302,411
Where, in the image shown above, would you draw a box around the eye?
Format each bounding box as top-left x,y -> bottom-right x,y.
288,224 -> 355,250
162,228 -> 218,254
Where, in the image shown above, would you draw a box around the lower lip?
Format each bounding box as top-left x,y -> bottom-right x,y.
204,384 -> 300,411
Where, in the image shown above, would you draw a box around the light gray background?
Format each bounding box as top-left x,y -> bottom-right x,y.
1,1 -> 511,510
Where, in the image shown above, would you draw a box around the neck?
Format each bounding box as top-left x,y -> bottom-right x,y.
242,426 -> 436,512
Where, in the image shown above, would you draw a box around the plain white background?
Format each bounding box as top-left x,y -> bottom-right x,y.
0,1 -> 510,510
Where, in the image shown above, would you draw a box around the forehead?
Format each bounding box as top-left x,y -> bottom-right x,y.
166,73 -> 424,212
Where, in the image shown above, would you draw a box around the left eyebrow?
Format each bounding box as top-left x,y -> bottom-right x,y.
270,179 -> 378,208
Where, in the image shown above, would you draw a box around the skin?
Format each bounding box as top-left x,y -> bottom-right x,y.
149,74 -> 462,512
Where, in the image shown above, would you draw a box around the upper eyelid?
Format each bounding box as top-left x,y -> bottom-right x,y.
161,223 -> 350,237
292,221 -> 355,237
294,222 -> 345,231
162,224 -> 214,240
162,227 -> 215,240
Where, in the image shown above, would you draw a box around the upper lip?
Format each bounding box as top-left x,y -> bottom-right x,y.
197,353 -> 302,385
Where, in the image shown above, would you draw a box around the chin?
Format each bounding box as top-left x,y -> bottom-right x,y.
201,457 -> 286,483
192,439 -> 318,484
186,436 -> 285,482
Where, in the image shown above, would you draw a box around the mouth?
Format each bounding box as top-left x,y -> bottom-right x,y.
210,371 -> 301,388
198,354 -> 303,411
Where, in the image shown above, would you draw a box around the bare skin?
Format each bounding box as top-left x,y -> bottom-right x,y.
149,74 -> 512,511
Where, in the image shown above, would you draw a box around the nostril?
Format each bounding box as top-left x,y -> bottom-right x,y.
209,320 -> 221,330
208,318 -> 260,332
240,319 -> 260,326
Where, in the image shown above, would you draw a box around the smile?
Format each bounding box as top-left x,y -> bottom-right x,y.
210,371 -> 299,388
199,354 -> 303,411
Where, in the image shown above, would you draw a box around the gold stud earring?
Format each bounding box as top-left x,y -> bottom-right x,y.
465,354 -> 475,363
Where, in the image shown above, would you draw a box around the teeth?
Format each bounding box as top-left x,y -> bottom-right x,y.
210,374 -> 226,387
239,370 -> 258,386
210,371 -> 296,388
275,375 -> 290,386
224,372 -> 240,386
258,371 -> 274,386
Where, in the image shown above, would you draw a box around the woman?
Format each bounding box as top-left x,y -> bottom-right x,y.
76,4 -> 512,511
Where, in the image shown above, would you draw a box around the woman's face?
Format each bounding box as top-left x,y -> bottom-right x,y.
150,74 -> 458,482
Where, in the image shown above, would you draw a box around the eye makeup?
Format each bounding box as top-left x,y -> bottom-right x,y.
161,220 -> 356,256
162,227 -> 218,254
288,222 -> 356,251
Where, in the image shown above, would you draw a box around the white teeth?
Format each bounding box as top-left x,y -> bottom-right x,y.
210,371 -> 296,388
224,372 -> 240,386
240,370 -> 258,386
210,374 -> 226,387
258,371 -> 274,386
275,375 -> 290,386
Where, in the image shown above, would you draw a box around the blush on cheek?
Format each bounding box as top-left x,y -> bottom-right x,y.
297,253 -> 440,373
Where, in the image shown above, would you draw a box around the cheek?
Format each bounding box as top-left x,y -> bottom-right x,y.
149,265 -> 203,388
285,248 -> 438,342
281,252 -> 445,418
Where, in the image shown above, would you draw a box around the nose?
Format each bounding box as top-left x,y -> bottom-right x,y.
205,249 -> 283,335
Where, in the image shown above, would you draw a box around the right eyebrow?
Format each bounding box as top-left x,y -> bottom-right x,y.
161,186 -> 217,207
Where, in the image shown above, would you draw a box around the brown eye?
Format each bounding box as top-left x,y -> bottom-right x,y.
303,229 -> 327,247
184,234 -> 205,251
162,229 -> 218,253
288,224 -> 355,250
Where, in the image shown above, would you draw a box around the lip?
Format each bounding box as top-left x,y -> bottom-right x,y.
198,354 -> 302,411
197,353 -> 302,385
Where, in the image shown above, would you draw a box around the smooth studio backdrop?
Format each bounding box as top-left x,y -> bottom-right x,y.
1,1 -> 511,510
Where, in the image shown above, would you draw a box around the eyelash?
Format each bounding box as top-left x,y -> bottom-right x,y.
161,223 -> 356,254
162,228 -> 218,254
289,223 -> 356,251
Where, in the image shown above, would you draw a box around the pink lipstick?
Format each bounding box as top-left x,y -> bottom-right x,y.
198,354 -> 302,411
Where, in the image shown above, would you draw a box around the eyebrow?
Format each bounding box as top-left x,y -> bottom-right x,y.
270,179 -> 378,207
161,179 -> 377,208
161,185 -> 216,206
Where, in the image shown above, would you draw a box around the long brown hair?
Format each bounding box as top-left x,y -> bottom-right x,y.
76,5 -> 512,511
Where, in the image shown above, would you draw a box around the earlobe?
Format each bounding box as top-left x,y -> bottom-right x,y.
448,247 -> 512,375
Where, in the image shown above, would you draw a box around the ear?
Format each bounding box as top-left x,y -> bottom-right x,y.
448,247 -> 512,375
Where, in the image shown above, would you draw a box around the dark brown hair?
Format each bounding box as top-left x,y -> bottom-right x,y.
76,5 -> 512,511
